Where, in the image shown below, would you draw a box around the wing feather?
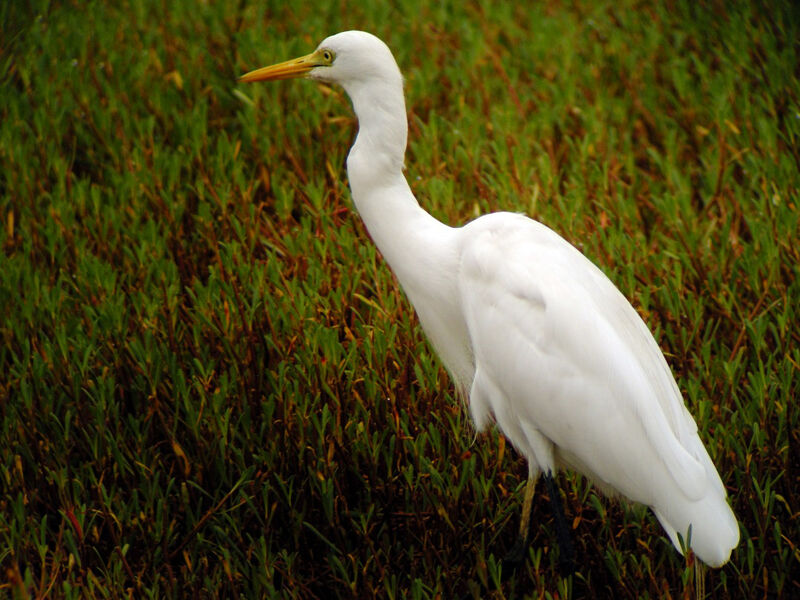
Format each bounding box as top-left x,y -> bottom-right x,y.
457,213 -> 711,503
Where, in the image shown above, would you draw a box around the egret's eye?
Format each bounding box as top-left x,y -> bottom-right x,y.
320,49 -> 334,64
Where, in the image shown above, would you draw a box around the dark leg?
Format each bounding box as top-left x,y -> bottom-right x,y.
543,472 -> 575,576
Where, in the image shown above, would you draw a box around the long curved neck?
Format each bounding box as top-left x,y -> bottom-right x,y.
346,75 -> 407,172
340,67 -> 472,391
343,75 -> 453,291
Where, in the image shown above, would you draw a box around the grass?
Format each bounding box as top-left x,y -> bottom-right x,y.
1,0 -> 798,597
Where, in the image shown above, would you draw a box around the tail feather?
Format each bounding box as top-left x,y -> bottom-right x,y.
654,493 -> 738,567
651,398 -> 739,567
653,432 -> 738,567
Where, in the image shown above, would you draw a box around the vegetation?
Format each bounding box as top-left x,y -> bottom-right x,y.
1,0 -> 798,597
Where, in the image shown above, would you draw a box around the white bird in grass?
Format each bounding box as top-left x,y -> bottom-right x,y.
240,30 -> 739,571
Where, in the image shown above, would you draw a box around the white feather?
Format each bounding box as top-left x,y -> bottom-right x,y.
257,30 -> 739,568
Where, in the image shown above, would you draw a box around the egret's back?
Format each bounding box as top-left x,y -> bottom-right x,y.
456,213 -> 738,566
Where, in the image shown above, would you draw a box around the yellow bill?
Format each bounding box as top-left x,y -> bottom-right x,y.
239,49 -> 333,83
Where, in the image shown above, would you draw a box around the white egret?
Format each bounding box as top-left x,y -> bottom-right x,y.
240,30 -> 739,570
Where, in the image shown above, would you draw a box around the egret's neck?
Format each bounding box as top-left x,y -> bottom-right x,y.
343,75 -> 453,297
345,75 -> 408,175
340,65 -> 473,390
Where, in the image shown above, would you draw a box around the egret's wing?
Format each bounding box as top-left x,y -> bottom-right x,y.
457,213 -> 714,502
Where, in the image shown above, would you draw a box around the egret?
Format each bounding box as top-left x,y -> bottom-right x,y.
240,31 -> 739,570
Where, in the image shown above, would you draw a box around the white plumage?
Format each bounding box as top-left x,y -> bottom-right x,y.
241,30 -> 739,568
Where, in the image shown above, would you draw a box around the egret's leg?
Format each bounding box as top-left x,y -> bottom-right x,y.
543,472 -> 575,576
521,474 -> 537,535
503,469 -> 538,569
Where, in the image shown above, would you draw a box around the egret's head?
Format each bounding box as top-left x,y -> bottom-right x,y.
239,31 -> 401,91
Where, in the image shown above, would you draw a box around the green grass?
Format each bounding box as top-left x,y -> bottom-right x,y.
1,0 -> 798,597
